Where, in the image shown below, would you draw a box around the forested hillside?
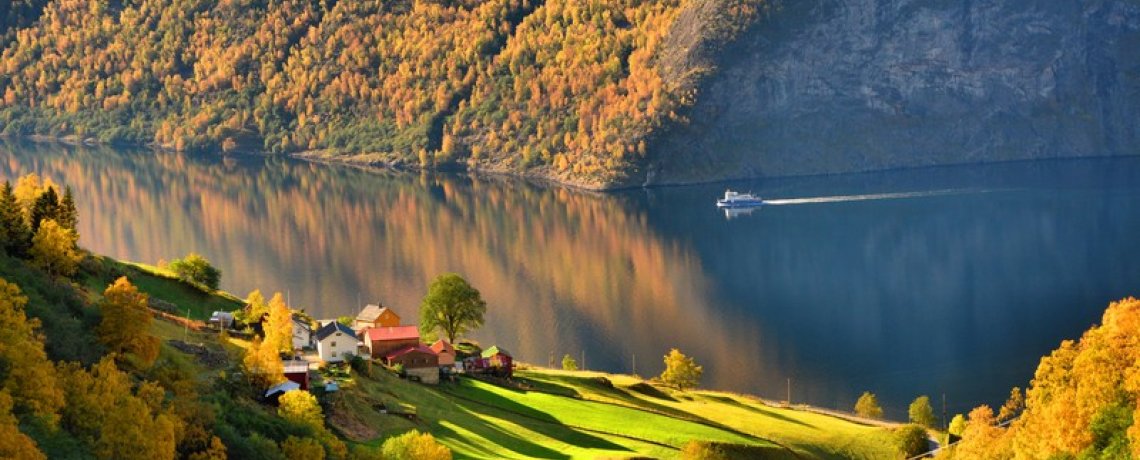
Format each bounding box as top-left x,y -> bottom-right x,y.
0,0 -> 764,188
942,297 -> 1140,459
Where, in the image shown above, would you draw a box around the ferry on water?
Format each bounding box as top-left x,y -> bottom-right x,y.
716,190 -> 764,208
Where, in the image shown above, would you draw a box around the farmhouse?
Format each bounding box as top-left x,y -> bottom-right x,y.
354,304 -> 400,330
430,339 -> 456,366
362,325 -> 421,358
466,345 -> 513,378
387,345 -> 440,384
292,316 -> 313,350
315,322 -> 358,363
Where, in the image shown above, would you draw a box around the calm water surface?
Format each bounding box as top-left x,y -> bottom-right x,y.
3,140 -> 1139,420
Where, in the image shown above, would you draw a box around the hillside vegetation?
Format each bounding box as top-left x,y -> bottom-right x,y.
941,297 -> 1140,459
0,0 -> 765,188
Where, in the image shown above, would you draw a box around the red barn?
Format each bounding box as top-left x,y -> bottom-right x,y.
362,325 -> 420,358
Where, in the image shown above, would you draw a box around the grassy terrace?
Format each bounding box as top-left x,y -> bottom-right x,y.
80,255 -> 244,320
331,366 -> 897,459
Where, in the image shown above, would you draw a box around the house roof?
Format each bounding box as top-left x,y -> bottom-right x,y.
265,381 -> 301,397
292,316 -> 311,330
385,344 -> 437,360
315,321 -> 357,341
356,304 -> 396,322
283,361 -> 310,374
430,339 -> 454,354
364,325 -> 420,342
481,346 -> 511,358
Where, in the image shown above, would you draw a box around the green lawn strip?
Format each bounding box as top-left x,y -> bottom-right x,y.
517,369 -> 897,460
438,377 -> 779,451
343,371 -> 675,459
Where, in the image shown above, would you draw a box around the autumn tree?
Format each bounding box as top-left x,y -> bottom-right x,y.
242,289 -> 268,324
854,391 -> 883,419
909,396 -> 937,428
997,387 -> 1024,422
264,292 -> 294,353
278,390 -> 323,430
380,430 -> 452,460
0,278 -> 64,424
96,277 -> 160,367
281,436 -> 324,460
562,354 -> 578,371
13,174 -> 55,224
419,273 -> 486,343
0,182 -> 31,256
29,219 -> 82,278
0,392 -> 45,460
57,358 -> 179,460
168,253 -> 222,290
660,348 -> 702,390
948,413 -> 966,437
954,405 -> 1012,459
242,336 -> 283,390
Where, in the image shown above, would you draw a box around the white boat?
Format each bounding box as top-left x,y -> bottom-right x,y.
716,190 -> 764,208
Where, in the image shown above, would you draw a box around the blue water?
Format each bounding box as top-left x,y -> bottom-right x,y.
4,140 -> 1138,421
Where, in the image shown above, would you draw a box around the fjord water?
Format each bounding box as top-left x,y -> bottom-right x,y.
4,141 -> 1139,420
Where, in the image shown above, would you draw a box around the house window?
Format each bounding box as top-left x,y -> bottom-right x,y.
331,341 -> 336,347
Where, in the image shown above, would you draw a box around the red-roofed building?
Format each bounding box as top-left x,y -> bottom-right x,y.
362,325 -> 421,358
386,345 -> 440,384
430,339 -> 456,366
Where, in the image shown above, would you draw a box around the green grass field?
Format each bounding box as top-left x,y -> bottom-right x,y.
80,255 -> 244,320
329,367 -> 897,459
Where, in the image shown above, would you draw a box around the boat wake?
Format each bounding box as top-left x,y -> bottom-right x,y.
763,189 -> 978,206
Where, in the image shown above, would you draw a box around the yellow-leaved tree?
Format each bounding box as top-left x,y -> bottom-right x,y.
29,219 -> 82,278
0,392 -> 44,460
242,336 -> 283,390
854,391 -> 884,419
96,277 -> 160,367
660,348 -> 702,390
0,278 -> 64,425
265,292 -> 293,354
57,358 -> 179,460
278,390 -> 323,430
380,430 -> 452,460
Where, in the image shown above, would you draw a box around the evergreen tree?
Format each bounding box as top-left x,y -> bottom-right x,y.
29,186 -> 59,233
0,182 -> 31,256
57,185 -> 78,232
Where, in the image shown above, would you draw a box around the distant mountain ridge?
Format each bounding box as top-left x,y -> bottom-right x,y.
2,0 -> 1139,189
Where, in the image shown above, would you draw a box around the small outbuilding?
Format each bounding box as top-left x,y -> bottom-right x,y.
387,345 -> 440,384
207,311 -> 234,330
430,339 -> 456,366
283,360 -> 311,390
315,322 -> 358,363
264,381 -> 301,402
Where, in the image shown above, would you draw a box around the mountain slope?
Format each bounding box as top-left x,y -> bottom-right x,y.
640,0 -> 1140,185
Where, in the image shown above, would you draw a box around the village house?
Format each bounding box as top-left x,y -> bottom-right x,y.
315,322 -> 358,363
207,311 -> 234,330
362,325 -> 420,358
386,344 -> 440,384
292,316 -> 313,350
465,345 -> 513,378
430,339 -> 456,367
354,304 -> 400,330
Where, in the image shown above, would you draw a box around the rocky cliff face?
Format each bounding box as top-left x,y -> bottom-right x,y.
641,0 -> 1140,185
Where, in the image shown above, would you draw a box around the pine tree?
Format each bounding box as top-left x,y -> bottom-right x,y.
57,185 -> 78,232
0,182 -> 31,256
29,186 -> 59,233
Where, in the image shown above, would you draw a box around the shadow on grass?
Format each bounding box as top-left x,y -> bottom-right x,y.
430,382 -> 632,458
702,394 -> 816,430
625,382 -> 677,401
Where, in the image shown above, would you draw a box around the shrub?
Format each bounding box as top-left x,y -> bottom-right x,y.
894,424 -> 929,458
380,430 -> 451,460
168,253 -> 222,290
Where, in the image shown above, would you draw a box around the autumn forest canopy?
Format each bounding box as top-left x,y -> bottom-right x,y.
0,0 -> 764,187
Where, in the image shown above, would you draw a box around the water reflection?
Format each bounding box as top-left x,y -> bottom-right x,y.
3,140 -> 1140,420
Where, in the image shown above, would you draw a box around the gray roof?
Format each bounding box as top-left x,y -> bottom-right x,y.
265,381 -> 301,397
356,304 -> 392,322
